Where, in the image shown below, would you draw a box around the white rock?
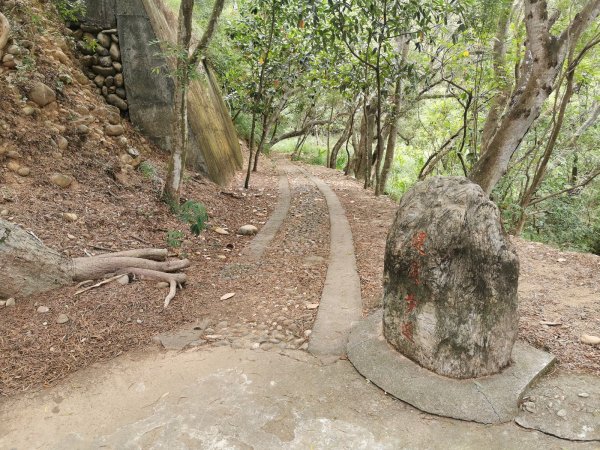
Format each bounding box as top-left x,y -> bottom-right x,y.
116,275 -> 130,285
63,212 -> 78,222
214,227 -> 229,235
581,334 -> 600,345
29,82 -> 56,107
5,298 -> 15,307
238,224 -> 258,236
220,292 -> 235,301
37,306 -> 50,313
56,136 -> 68,150
56,314 -> 69,324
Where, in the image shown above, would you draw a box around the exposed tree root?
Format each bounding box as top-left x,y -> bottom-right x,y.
1,218 -> 189,306
95,248 -> 168,261
72,256 -> 190,281
116,267 -> 188,308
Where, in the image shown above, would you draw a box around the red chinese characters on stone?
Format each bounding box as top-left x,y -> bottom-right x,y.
409,261 -> 421,285
401,321 -> 414,343
412,231 -> 427,256
405,293 -> 417,314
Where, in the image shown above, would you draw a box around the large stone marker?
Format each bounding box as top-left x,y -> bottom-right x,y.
383,176 -> 519,379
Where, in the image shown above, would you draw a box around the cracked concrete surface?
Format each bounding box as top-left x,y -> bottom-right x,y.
0,346 -> 593,449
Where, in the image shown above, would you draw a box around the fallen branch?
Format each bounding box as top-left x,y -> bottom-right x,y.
75,274 -> 123,295
220,191 -> 243,199
130,234 -> 152,246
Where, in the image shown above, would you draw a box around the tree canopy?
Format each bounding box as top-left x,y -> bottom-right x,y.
193,0 -> 600,253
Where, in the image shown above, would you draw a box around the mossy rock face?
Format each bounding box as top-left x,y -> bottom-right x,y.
383,177 -> 519,379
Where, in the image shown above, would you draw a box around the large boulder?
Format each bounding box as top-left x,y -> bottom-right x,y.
383,177 -> 519,379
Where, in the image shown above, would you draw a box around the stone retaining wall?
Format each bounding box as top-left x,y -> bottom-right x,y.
81,0 -> 242,186
75,27 -> 128,112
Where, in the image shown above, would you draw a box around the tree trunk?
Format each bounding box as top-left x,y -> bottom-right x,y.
244,0 -> 277,188
0,220 -> 72,297
469,0 -> 600,195
479,0 -> 514,157
514,67 -> 575,234
0,12 -> 10,59
163,0 -> 194,206
354,100 -> 376,182
0,220 -> 189,300
329,105 -> 357,169
377,78 -> 402,194
326,103 -> 334,166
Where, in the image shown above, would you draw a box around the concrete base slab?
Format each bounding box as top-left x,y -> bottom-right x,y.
515,372 -> 600,442
348,310 -> 556,424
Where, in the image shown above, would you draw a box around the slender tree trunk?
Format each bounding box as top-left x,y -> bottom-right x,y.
326,103 -> 334,166
244,0 -> 277,188
163,0 -> 194,206
329,104 -> 357,169
252,112 -> 270,172
514,61 -> 600,234
164,0 -> 225,204
513,69 -> 575,234
378,78 -> 402,194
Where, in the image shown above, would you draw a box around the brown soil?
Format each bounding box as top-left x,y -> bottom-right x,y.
301,163 -> 600,377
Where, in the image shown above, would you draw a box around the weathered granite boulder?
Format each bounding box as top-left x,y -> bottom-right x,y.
383,177 -> 519,379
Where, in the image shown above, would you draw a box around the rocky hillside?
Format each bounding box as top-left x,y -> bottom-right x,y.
0,0 -> 281,397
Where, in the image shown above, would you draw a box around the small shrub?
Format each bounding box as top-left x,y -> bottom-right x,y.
166,230 -> 185,248
82,36 -> 99,53
177,200 -> 208,236
139,161 -> 157,179
54,0 -> 86,23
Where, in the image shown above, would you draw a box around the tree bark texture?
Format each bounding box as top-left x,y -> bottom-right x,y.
163,0 -> 193,205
